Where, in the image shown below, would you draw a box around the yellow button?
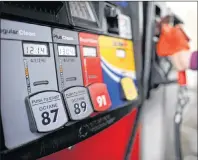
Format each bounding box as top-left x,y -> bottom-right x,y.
121,77 -> 138,101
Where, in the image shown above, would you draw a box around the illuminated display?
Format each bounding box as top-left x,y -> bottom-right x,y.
23,43 -> 48,56
83,47 -> 97,57
58,45 -> 76,56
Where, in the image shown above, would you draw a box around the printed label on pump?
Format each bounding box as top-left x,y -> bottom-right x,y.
28,91 -> 68,132
88,83 -> 112,112
121,77 -> 138,101
63,86 -> 93,120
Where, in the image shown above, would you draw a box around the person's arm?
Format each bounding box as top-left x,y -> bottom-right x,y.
189,51 -> 198,70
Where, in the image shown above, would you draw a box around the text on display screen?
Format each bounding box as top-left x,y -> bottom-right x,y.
83,47 -> 97,57
23,43 -> 48,56
58,45 -> 76,57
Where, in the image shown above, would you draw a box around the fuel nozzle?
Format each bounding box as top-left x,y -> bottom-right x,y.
156,18 -> 190,86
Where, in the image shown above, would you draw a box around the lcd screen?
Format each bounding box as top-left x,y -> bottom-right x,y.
83,47 -> 97,57
23,43 -> 48,56
58,45 -> 76,57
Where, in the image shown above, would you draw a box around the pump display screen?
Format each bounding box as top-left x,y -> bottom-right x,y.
83,47 -> 97,57
23,43 -> 48,56
116,49 -> 126,58
58,45 -> 76,57
69,1 -> 96,22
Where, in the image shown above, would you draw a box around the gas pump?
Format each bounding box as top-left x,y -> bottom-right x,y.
0,2 -> 142,160
0,19 -> 68,149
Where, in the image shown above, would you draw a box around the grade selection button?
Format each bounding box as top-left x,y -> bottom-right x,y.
26,91 -> 68,133
88,83 -> 111,112
63,86 -> 93,120
120,77 -> 138,101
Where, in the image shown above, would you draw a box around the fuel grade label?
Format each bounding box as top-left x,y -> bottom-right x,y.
88,83 -> 112,112
28,91 -> 68,132
63,86 -> 93,120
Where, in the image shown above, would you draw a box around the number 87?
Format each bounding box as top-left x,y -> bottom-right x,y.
96,95 -> 107,107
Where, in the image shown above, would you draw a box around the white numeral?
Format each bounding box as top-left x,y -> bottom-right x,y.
97,95 -> 107,107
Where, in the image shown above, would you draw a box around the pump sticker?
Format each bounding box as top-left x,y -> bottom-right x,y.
28,91 -> 68,132
63,86 -> 93,120
88,83 -> 112,111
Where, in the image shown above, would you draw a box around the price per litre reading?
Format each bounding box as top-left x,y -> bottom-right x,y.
88,83 -> 112,111
26,91 -> 68,133
63,86 -> 93,120
23,43 -> 48,56
58,45 -> 76,57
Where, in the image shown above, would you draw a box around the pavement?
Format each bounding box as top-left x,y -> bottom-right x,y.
141,71 -> 197,160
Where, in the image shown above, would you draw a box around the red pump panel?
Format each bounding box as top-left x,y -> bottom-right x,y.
129,124 -> 142,160
40,108 -> 139,160
79,33 -> 103,86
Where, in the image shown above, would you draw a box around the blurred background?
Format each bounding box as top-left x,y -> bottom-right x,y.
142,2 -> 197,160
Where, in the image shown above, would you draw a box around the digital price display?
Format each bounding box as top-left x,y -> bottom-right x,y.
69,1 -> 96,22
58,45 -> 76,57
83,47 -> 97,57
23,43 -> 48,56
116,49 -> 126,58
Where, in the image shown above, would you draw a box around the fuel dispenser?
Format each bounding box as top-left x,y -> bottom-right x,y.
157,20 -> 190,160
0,2 -> 142,160
0,19 -> 68,149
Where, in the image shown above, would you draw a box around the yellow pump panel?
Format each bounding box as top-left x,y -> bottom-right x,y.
99,36 -> 136,72
99,35 -> 137,109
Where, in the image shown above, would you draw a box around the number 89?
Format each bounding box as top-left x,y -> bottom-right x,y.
74,101 -> 87,114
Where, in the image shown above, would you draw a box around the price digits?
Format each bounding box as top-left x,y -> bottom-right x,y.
96,95 -> 107,107
74,101 -> 87,114
41,109 -> 59,125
